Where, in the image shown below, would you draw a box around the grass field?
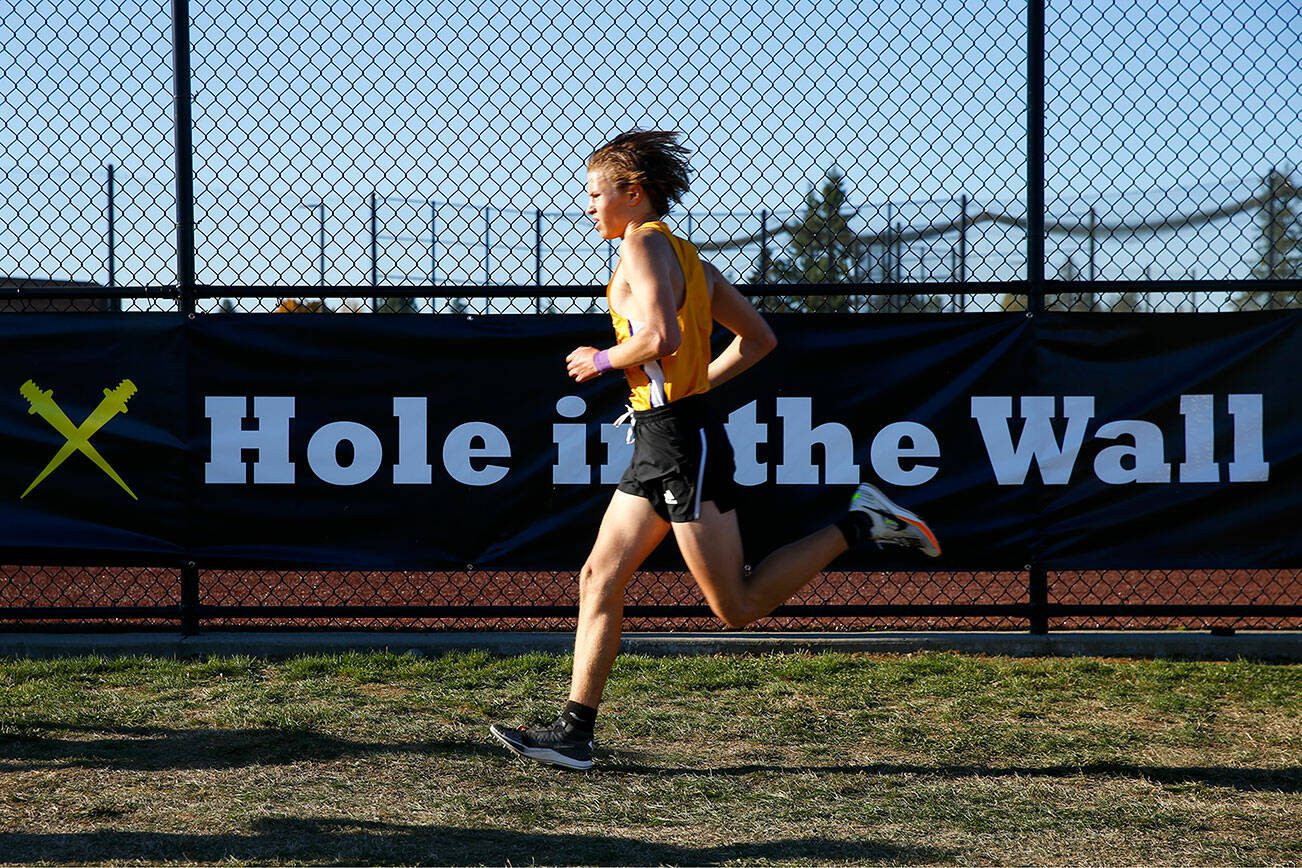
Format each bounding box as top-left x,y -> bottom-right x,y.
0,650 -> 1298,865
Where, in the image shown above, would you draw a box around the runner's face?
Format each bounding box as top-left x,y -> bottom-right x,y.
586,168 -> 644,240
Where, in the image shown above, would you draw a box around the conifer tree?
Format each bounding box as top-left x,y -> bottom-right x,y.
1239,169 -> 1301,309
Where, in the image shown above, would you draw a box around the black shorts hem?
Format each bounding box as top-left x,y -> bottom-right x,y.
616,480 -> 738,524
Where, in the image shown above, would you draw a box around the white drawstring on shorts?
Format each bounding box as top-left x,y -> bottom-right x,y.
613,404 -> 636,443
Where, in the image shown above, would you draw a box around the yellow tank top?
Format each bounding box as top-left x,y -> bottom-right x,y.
607,221 -> 712,411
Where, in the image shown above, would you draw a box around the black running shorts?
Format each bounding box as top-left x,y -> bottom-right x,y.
616,393 -> 738,523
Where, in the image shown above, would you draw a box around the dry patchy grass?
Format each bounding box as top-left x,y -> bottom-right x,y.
0,651 -> 1298,865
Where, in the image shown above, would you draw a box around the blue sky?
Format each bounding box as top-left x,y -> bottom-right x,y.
0,0 -> 1297,302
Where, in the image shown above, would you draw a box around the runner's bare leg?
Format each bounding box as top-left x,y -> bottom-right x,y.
569,490 -> 672,707
672,502 -> 848,628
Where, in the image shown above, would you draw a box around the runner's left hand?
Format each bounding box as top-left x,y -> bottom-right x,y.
566,346 -> 601,382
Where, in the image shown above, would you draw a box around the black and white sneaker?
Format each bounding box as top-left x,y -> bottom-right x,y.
849,483 -> 942,558
489,718 -> 594,771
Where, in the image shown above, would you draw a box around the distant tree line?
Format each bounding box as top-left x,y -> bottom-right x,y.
740,165 -> 1297,315
749,170 -> 941,314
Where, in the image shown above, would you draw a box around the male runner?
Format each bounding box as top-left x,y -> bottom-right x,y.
491,130 -> 940,770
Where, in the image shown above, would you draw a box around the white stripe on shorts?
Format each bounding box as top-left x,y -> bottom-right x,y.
693,428 -> 708,520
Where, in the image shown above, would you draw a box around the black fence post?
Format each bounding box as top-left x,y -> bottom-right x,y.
534,207 -> 543,313
107,164 -> 120,312
1027,0 -> 1045,317
1027,0 -> 1049,634
181,561 -> 200,635
370,191 -> 378,304
173,0 -> 200,638
172,0 -> 196,315
1029,565 -> 1049,635
958,193 -> 968,309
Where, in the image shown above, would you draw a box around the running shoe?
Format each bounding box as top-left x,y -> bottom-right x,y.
489,718 -> 594,771
849,483 -> 942,558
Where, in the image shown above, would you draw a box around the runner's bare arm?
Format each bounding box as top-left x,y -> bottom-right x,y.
567,229 -> 683,382
705,262 -> 777,388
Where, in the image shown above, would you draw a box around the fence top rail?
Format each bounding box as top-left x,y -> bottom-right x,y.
1,280 -> 1298,302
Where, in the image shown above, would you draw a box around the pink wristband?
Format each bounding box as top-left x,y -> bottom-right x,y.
593,349 -> 613,373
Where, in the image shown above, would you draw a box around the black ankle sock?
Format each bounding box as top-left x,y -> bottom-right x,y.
561,700 -> 597,735
835,511 -> 874,548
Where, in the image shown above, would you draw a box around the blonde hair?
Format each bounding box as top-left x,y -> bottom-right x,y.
588,130 -> 691,218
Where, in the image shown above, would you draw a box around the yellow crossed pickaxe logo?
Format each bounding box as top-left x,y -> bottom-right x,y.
19,379 -> 138,500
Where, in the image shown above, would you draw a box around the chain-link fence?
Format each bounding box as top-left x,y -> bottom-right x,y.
1,0 -> 1298,631
2,565 -> 1297,633
3,0 -> 1299,313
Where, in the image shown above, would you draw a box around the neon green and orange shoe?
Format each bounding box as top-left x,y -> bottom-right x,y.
849,483 -> 942,558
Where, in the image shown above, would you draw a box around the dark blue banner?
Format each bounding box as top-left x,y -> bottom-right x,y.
1,311 -> 1296,569
0,315 -> 188,565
